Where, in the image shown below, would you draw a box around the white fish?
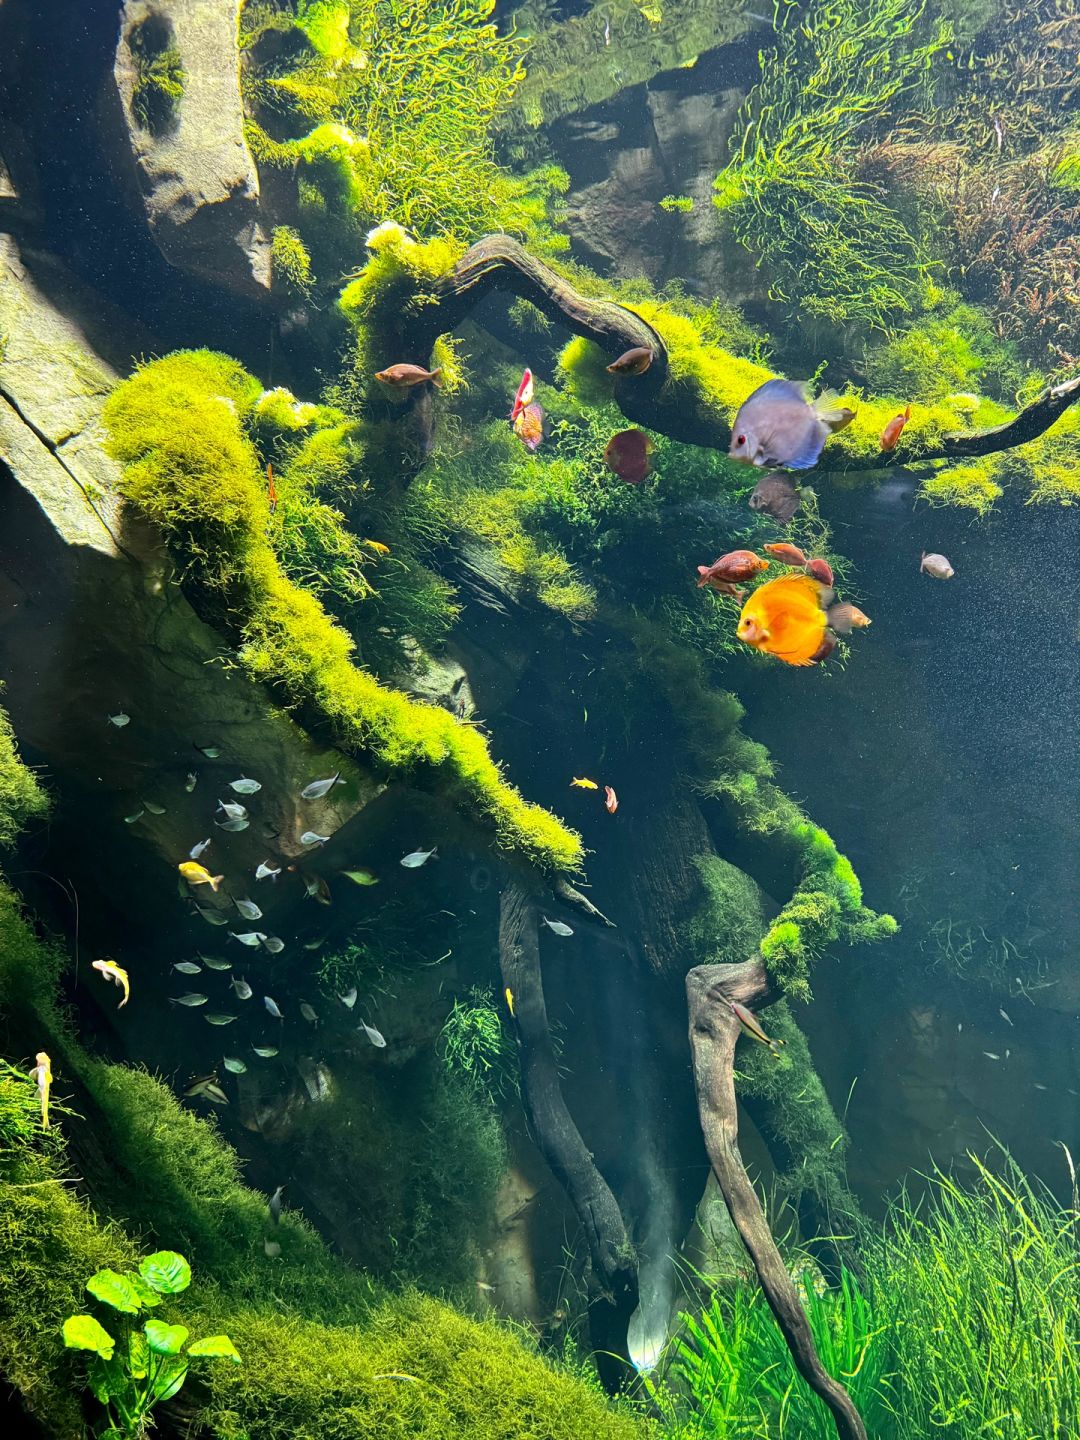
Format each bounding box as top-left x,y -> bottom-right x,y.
400,846 -> 437,868
339,988 -> 358,1010
264,1238 -> 282,1258
189,838 -> 212,860
231,931 -> 266,947
197,744 -> 223,758
205,1013 -> 238,1026
255,861 -> 282,881
107,712 -> 130,727
300,773 -> 345,800
229,777 -> 262,795
171,993 -> 208,1007
216,817 -> 250,833
223,1056 -> 247,1074
359,1020 -> 387,1048
231,975 -> 253,1000
300,831 -> 330,847
920,551 -> 955,580
999,1008 -> 1013,1026
300,1002 -> 319,1024
185,772 -> 198,793
143,799 -> 166,816
268,1184 -> 285,1222
217,800 -> 248,822
173,961 -> 203,975
124,810 -> 144,825
194,905 -> 229,926
302,935 -> 326,950
983,1051 -> 1001,1061
729,379 -> 854,470
1034,1083 -> 1048,1091
261,936 -> 285,955
541,916 -> 574,937
957,1022 -> 963,1033
234,898 -> 263,921
264,995 -> 283,1019
252,1045 -> 279,1058
200,953 -> 232,970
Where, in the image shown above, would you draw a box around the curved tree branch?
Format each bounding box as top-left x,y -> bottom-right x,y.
686,961 -> 868,1440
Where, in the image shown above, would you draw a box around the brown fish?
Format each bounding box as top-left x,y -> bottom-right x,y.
880,405 -> 911,451
604,785 -> 618,815
374,364 -> 443,388
749,472 -> 802,523
827,603 -> 871,634
696,571 -> 746,598
604,429 -> 653,484
606,346 -> 654,377
809,631 -> 838,664
696,550 -> 769,586
764,542 -> 808,567
805,557 -> 834,586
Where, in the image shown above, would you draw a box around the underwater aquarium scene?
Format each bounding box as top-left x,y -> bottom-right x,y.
2,0 -> 1080,1435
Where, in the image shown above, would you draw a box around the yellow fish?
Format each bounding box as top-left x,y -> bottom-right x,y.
736,574 -> 828,667
29,1051 -> 52,1128
570,777 -> 598,790
92,958 -> 130,1008
362,539 -> 391,556
505,987 -> 515,1018
178,861 -> 224,891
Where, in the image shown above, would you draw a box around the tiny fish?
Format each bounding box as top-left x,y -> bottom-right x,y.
695,571 -> 745,599
261,936 -> 285,955
920,552 -> 955,580
730,379 -> 855,470
400,846 -> 437,868
143,799 -> 166,816
171,993 -> 209,1007
185,772 -> 198,793
267,461 -> 278,516
231,975 -> 253,1000
300,1002 -> 319,1025
513,401 -> 544,452
1034,1083 -> 1048,1091
510,368 -> 534,421
999,1008 -> 1013,1026
302,874 -> 332,906
764,542 -> 808,566
92,958 -> 130,1008
229,777 -> 262,795
174,961 -> 203,975
205,1013 -> 238,1026
29,1052 -> 51,1129
361,539 -> 390,556
252,1045 -> 279,1058
804,557 -> 834,586
541,916 -> 574,937
302,936 -> 326,951
300,831 -> 330,847
827,603 -> 871,634
234,898 -> 263,921
223,1056 -> 247,1074
983,1051 -> 1001,1061
217,800 -> 248,822
107,712 -> 130,727
603,428 -> 653,484
264,995 -> 283,1019
216,817 -> 250,833
359,1020 -> 387,1048
696,550 -> 769,586
505,986 -> 515,1018
570,777 -> 598,790
268,1185 -> 285,1224
200,953 -> 232,970
255,861 -> 282,881
196,744 -> 223,759
341,868 -> 379,886
606,346 -> 653,377
189,838 -> 212,860
730,1000 -> 785,1059
185,1075 -> 228,1105
339,988 -> 358,1010
194,905 -> 229,927
264,1238 -> 282,1259
124,810 -> 144,825
880,405 -> 911,451
957,1022 -> 963,1033
179,861 -> 224,892
300,774 -> 344,801
604,785 -> 618,815
374,363 -> 442,388
749,472 -> 801,523
231,931 -> 266,947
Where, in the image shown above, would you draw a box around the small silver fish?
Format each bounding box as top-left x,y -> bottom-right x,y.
268,1185 -> 285,1223
983,1051 -> 1001,1061
1034,1083 -> 1048,1091
359,1020 -> 387,1048
231,975 -> 253,1000
302,935 -> 326,950
300,831 -> 330,847
999,1008 -> 1013,1026
255,861 -> 282,881
185,1076 -> 228,1105
173,961 -> 203,975
194,905 -> 229,926
303,874 -> 332,906
223,1056 -> 247,1074
264,995 -> 283,1019
108,712 -> 130,727
541,916 -> 574,937
234,898 -> 263,921
730,379 -> 854,470
200,953 -> 232,970
189,838 -> 212,860
264,1237 -> 282,1258
185,772 -> 198,793
603,18 -> 610,44
143,799 -> 166,816
748,471 -> 802,522
172,993 -> 209,1007
339,988 -> 358,1010
920,552 -> 955,580
300,773 -> 344,800
231,931 -> 266,947
229,777 -> 262,795
197,744 -> 223,759
124,810 -> 144,825
205,1013 -> 238,1026
252,1045 -> 279,1058
300,1002 -> 318,1025
477,1281 -> 496,1293
261,936 -> 285,955
400,846 -> 437,868
217,800 -> 248,822
216,817 -> 250,833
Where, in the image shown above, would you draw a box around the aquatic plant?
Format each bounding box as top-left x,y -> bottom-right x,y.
439,987 -> 518,1101
270,223 -> 315,297
863,297 -> 1027,405
62,1251 -> 240,1440
0,704 -> 47,844
713,0 -> 952,335
128,14 -> 185,133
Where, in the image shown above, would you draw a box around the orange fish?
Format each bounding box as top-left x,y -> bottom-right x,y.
827,603 -> 871,634
374,363 -> 442,388
764,542 -> 808,567
805,557 -> 834,586
880,405 -> 911,451
606,346 -> 653,377
737,574 -> 828,666
604,429 -> 653,484
513,402 -> 544,452
696,550 -> 769,586
696,572 -> 746,599
604,785 -> 618,814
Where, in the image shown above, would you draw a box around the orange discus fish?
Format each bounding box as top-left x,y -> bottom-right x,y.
880,405 -> 911,451
764,542 -> 808,567
736,574 -> 829,666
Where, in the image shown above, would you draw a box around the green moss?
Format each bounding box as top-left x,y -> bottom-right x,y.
0,705 -> 47,845
271,225 -> 315,297
863,299 -> 1027,405
102,350 -> 582,874
687,856 -> 768,966
129,15 -> 185,134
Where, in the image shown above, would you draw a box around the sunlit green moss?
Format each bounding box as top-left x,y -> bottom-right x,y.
271,224 -> 315,297
0,707 -> 47,846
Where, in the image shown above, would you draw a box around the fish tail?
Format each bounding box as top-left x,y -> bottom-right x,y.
429,368 -> 443,388
210,874 -> 225,892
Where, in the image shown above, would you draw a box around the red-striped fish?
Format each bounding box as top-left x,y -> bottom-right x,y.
511,368 -> 534,422
729,1000 -> 785,1058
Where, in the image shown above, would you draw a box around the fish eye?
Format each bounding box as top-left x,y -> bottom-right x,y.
736,434 -> 746,446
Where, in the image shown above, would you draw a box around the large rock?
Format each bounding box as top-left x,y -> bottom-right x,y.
109,0 -> 271,299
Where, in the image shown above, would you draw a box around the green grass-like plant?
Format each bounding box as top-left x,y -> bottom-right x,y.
439,988 -> 518,1102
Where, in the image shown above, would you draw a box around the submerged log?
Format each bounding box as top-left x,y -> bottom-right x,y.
686,961 -> 869,1440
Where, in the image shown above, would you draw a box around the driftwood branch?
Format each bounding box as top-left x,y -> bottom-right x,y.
686,961 -> 868,1440
405,233 -> 1080,469
499,879 -> 636,1305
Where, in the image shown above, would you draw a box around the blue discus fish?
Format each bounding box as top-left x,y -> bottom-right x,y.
730,379 -> 855,470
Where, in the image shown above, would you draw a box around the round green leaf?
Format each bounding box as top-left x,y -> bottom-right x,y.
86,1269 -> 142,1315
62,1314 -> 115,1359
128,1330 -> 149,1380
187,1333 -> 241,1363
139,1250 -> 191,1295
144,1319 -> 189,1356
150,1355 -> 189,1401
126,1272 -> 162,1309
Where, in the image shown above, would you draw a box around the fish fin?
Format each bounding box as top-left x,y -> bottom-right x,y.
755,377 -> 810,404
814,390 -> 857,431
429,368 -> 443,388
781,428 -> 828,470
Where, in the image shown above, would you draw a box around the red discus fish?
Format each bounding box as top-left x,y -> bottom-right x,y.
696,550 -> 769,586
880,405 -> 911,451
513,402 -> 544,452
604,429 -> 653,484
805,556 -> 834,586
604,785 -> 618,815
511,368 -> 534,421
764,542 -> 808,567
